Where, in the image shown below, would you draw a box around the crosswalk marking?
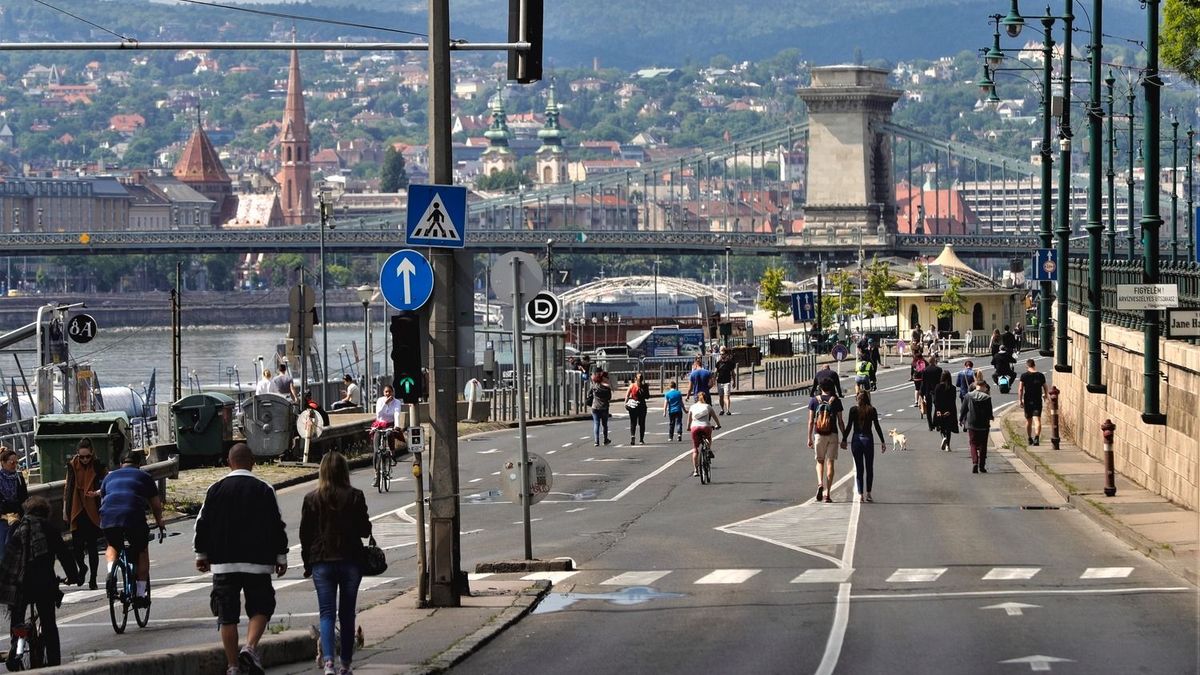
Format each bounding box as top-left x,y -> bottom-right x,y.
983,567 -> 1040,581
467,573 -> 493,581
153,582 -> 209,599
791,568 -> 854,584
521,571 -> 578,583
887,568 -> 947,583
695,569 -> 760,584
358,576 -> 401,592
1081,567 -> 1134,579
600,571 -> 670,586
62,589 -> 107,604
273,578 -> 307,590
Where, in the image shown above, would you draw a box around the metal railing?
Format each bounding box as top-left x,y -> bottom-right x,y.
1067,259 -> 1200,341
29,455 -> 179,527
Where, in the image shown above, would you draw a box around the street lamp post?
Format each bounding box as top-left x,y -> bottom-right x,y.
545,238 -> 554,292
1105,71 -> 1117,260
356,284 -> 374,405
1188,127 -> 1196,261
1127,89 -> 1137,260
1052,0 -> 1074,374
1084,0 -> 1105,393
1171,117 -> 1179,262
653,258 -> 662,324
318,187 -> 333,402
1140,0 -> 1166,425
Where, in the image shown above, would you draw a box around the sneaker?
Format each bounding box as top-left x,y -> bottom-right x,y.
692,471 -> 699,477
133,595 -> 151,608
323,661 -> 337,675
603,438 -> 612,445
824,495 -> 833,503
815,485 -> 824,502
1028,436 -> 1034,445
594,442 -> 600,447
239,645 -> 264,675
972,464 -> 979,474
631,436 -> 636,445
339,667 -> 354,675
864,493 -> 873,502
979,466 -> 988,473
1034,436 -> 1041,446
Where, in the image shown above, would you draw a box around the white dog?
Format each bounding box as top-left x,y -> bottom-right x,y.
888,429 -> 908,451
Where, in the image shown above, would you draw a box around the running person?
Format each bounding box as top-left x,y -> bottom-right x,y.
714,347 -> 737,415
99,450 -> 165,608
686,392 -> 721,477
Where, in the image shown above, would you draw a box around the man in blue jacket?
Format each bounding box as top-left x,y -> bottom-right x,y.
194,443 -> 288,675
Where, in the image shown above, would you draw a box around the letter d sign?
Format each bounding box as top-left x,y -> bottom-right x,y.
526,291 -> 560,327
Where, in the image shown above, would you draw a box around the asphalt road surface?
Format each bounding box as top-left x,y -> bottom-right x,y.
56,355 -> 1198,675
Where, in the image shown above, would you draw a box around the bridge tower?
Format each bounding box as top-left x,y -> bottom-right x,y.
276,48 -> 314,226
535,83 -> 567,185
795,65 -> 902,253
481,83 -> 517,177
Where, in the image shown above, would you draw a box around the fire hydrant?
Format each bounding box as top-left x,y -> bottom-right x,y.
1101,418 -> 1117,497
1048,386 -> 1061,450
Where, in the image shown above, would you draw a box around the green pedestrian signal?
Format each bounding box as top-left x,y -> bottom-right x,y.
390,312 -> 422,404
399,376 -> 416,394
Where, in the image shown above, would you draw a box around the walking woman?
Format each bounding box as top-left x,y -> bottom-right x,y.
0,448 -> 28,565
63,438 -> 106,589
909,351 -> 928,411
588,371 -> 613,446
300,451 -> 371,675
626,372 -> 650,445
841,390 -> 887,502
933,370 -> 958,451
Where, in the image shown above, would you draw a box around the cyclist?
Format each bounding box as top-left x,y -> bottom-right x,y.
370,386 -> 407,487
99,450 -> 165,608
714,347 -> 737,415
686,391 -> 721,477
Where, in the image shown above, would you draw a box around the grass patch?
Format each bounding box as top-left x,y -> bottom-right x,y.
268,613 -> 292,635
165,463 -> 315,514
1002,417 -> 1079,494
1085,498 -> 1115,517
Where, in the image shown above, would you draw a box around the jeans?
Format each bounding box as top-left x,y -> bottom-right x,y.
628,406 -> 646,441
968,428 -> 989,469
591,410 -> 609,443
312,561 -> 363,667
668,411 -> 683,439
849,433 -> 875,494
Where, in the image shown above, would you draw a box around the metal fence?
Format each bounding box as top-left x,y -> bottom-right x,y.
1067,258 -> 1200,342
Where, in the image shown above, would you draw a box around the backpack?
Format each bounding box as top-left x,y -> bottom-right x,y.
813,395 -> 837,435
914,359 -> 927,374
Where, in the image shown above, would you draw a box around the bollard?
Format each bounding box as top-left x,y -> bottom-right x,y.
1101,418 -> 1117,497
1048,385 -> 1061,450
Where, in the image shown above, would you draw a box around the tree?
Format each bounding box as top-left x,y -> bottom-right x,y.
380,146 -> 409,192
819,269 -> 857,329
757,266 -> 789,336
934,275 -> 968,321
475,169 -> 524,192
863,257 -> 899,318
1163,0 -> 1200,83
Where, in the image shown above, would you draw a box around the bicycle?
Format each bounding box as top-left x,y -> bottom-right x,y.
107,528 -> 164,634
372,427 -> 396,494
6,577 -> 65,671
697,435 -> 713,485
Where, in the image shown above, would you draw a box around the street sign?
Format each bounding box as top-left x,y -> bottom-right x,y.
295,408 -> 324,440
831,343 -> 849,362
1166,309 -> 1200,337
526,291 -> 561,327
379,249 -> 435,311
1116,284 -> 1179,310
491,251 -> 543,300
406,184 -> 467,248
67,314 -> 98,344
791,292 -> 815,322
1031,248 -> 1057,281
500,453 -> 553,505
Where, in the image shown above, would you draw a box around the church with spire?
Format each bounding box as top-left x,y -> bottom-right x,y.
275,48 -> 314,225
480,82 -> 516,177
535,83 -> 567,185
172,111 -> 235,223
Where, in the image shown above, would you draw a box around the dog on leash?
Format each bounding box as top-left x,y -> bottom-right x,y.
888,429 -> 908,451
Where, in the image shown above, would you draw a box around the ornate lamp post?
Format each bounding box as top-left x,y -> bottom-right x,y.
1105,71 -> 1117,260
1140,0 -> 1166,425
318,187 -> 335,402
1171,117 -> 1179,262
356,284 -> 375,404
1188,126 -> 1195,261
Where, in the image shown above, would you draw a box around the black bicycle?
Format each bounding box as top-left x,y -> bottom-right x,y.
372,428 -> 396,493
698,436 -> 713,485
107,528 -> 165,634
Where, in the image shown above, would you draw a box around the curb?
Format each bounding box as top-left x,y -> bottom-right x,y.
997,410 -> 1199,587
414,580 -> 551,674
42,629 -> 315,674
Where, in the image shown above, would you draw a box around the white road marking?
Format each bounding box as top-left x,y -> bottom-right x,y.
521,571 -> 578,583
850,586 -> 1189,600
358,576 -> 401,591
695,569 -> 760,584
1081,567 -> 1134,579
513,518 -> 543,524
562,442 -> 573,448
491,471 -> 501,476
983,567 -> 1040,581
469,478 -> 483,483
583,457 -> 638,462
887,568 -> 947,583
998,655 -> 1074,671
565,507 -> 588,513
547,450 -> 557,454
792,568 -> 854,584
982,601 -> 1041,616
272,578 -> 307,590
478,449 -> 500,454
761,406 -> 774,410
600,571 -> 670,586
153,582 -> 209,599
61,589 -> 107,604
884,413 -> 893,418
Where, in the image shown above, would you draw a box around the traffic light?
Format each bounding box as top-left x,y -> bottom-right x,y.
506,0 -> 543,83
390,311 -> 422,405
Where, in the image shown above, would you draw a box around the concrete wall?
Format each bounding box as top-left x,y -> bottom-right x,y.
1056,309 -> 1199,510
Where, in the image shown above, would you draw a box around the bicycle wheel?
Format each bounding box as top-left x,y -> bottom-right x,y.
27,605 -> 42,670
108,564 -> 129,634
699,439 -> 711,485
382,452 -> 394,493
134,578 -> 151,628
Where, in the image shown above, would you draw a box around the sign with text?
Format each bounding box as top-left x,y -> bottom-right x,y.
1116,284 -> 1179,310
1166,309 -> 1200,338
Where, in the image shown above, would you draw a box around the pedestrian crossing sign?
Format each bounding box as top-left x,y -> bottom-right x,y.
406,184 -> 467,248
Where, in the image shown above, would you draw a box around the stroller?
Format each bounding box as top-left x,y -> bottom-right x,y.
997,373 -> 1013,394
991,349 -> 1016,393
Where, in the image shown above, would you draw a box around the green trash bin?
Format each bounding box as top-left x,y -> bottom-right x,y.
33,412 -> 131,484
171,392 -> 236,461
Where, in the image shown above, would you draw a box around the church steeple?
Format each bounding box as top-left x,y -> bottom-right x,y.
481,81 -> 516,176
535,82 -> 567,185
174,110 -> 233,222
276,48 -> 313,225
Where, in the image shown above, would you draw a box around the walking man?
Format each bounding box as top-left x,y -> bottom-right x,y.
194,443 -> 289,675
954,360 -> 975,401
920,356 -> 944,431
685,356 -> 713,403
807,378 -> 845,503
811,362 -> 842,398
961,380 -> 995,473
1017,359 -> 1048,445
714,347 -> 738,415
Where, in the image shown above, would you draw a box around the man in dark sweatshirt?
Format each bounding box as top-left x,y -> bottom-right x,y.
194,443 -> 288,675
920,356 -> 944,432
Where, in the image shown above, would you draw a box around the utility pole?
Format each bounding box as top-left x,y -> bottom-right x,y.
1084,0 -> 1105,394
1140,0 -> 1165,425
426,0 -> 467,606
1053,0 -> 1074,374
1105,71 -> 1116,260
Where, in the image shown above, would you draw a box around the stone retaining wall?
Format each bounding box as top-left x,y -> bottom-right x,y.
1056,310 -> 1199,510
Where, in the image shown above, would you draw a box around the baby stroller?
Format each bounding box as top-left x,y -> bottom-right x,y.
997,373 -> 1013,394
991,348 -> 1016,393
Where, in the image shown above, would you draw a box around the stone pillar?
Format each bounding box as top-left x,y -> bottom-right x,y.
797,66 -> 902,247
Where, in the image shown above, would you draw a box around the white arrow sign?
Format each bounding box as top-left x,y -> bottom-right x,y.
396,256 -> 417,305
982,602 -> 1041,616
999,655 -> 1075,671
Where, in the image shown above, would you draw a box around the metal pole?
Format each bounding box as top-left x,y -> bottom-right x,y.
1127,90 -> 1136,260
172,261 -> 182,403
1038,15 -> 1055,357
1189,127 -> 1196,261
511,258 -> 532,560
319,192 -> 329,404
1053,0 -> 1074,374
363,300 -> 371,404
1085,3 -> 1105,394
412,449 -> 428,606
1140,0 -> 1165,425
426,0 -> 466,605
1171,117 -> 1179,262
1106,71 -> 1117,260
1101,418 -> 1117,496
1049,385 -> 1061,449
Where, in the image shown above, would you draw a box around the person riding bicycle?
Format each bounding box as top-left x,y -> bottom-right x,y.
370,386 -> 407,487
0,496 -> 81,669
99,450 -> 164,609
686,391 -> 722,478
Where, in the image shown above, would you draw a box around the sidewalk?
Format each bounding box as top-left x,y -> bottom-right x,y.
997,408 -> 1199,586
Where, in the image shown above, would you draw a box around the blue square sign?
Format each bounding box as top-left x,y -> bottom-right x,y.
1032,248 -> 1058,281
407,184 -> 467,248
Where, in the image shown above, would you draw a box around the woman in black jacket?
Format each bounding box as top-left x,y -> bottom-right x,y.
933,371 -> 959,451
625,372 -> 650,445
0,448 -> 28,565
841,390 -> 887,503
300,452 -> 372,675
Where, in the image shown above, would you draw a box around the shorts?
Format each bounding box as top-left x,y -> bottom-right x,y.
210,572 -> 276,625
717,382 -> 732,396
690,426 -> 713,448
1023,403 -> 1042,419
103,525 -> 150,557
814,433 -> 839,462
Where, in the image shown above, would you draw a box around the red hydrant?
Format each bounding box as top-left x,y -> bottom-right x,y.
1101,418 -> 1116,497
1048,385 -> 1061,450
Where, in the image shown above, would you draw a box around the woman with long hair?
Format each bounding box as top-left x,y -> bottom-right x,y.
63,438 -> 106,589
300,452 -> 372,675
933,370 -> 959,451
588,371 -> 613,446
841,390 -> 887,502
626,372 -> 649,445
0,448 -> 28,565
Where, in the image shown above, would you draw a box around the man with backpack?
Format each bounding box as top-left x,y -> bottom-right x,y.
807,379 -> 845,504
955,360 -> 975,401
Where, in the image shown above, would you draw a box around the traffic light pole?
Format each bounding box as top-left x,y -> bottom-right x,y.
511,259 -> 533,560
426,0 -> 467,606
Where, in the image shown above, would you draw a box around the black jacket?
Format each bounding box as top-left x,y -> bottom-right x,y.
0,471 -> 28,517
194,470 -> 288,574
921,366 -> 944,396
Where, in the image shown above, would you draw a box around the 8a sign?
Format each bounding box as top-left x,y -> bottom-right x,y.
67,314 -> 98,344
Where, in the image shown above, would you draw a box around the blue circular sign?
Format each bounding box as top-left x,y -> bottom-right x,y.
832,344 -> 849,362
379,249 -> 435,311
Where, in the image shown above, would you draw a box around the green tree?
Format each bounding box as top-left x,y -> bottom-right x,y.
863,257 -> 898,318
757,266 -> 789,335
819,269 -> 857,328
380,146 -> 410,192
1163,0 -> 1200,82
475,169 -> 524,192
934,275 -> 968,319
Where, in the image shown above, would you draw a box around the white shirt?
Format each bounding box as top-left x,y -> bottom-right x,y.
346,382 -> 360,406
254,377 -> 272,395
689,402 -> 717,429
376,396 -> 404,425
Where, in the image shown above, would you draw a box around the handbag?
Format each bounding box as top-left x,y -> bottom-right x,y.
625,397 -> 640,410
360,536 -> 387,576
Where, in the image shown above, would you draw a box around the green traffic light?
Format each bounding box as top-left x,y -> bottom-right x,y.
400,376 -> 416,393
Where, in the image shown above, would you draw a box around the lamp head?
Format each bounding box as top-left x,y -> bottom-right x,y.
977,66 -> 996,95
356,283 -> 374,304
1002,0 -> 1024,38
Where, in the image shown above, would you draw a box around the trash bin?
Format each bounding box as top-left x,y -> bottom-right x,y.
170,392 -> 236,461
33,412 -> 131,483
242,393 -> 296,458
